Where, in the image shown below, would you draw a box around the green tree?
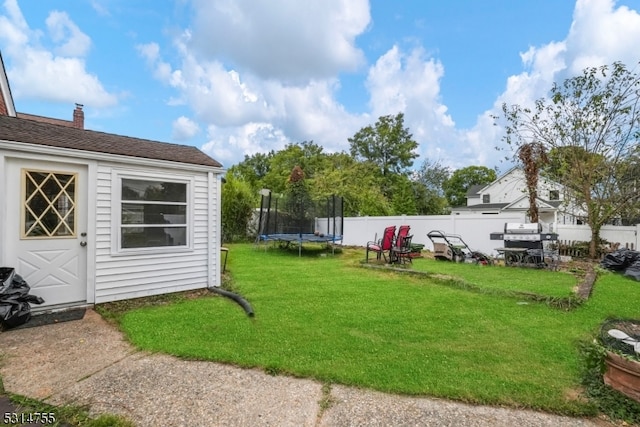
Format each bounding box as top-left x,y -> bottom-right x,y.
415,159 -> 451,214
263,141 -> 328,193
348,113 -> 419,197
312,152 -> 391,216
499,61 -> 640,258
391,175 -> 418,215
221,175 -> 257,243
228,152 -> 273,191
443,166 -> 496,207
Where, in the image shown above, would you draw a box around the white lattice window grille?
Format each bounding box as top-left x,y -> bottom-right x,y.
22,170 -> 77,238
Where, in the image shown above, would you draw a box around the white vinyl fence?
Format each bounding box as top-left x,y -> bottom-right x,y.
319,214 -> 640,256
556,224 -> 639,250
320,213 -> 525,256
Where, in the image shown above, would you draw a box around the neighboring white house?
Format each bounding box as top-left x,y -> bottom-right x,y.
0,52 -> 225,309
451,167 -> 584,231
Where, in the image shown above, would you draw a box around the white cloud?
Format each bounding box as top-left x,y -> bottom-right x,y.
8,49 -> 117,107
566,0 -> 640,74
201,122 -> 290,166
0,0 -> 118,107
137,42 -> 177,84
143,27 -> 368,160
136,0 -> 640,168
472,0 -> 640,170
172,116 -> 200,140
365,45 -> 461,165
90,1 -> 110,17
188,0 -> 370,82
7,0 -> 637,173
500,0 -> 640,109
148,10 -> 466,167
0,0 -> 29,47
46,10 -> 91,57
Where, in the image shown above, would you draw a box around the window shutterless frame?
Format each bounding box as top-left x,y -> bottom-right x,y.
113,172 -> 193,254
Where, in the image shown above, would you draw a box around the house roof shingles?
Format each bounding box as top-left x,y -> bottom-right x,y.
466,184 -> 485,197
0,115 -> 222,168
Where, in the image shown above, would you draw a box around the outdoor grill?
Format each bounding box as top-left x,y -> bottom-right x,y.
490,223 -> 558,267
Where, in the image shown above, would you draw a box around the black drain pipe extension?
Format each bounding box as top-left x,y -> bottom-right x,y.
208,287 -> 254,317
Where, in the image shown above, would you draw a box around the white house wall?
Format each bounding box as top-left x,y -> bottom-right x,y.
477,169 -> 562,205
94,162 -> 219,303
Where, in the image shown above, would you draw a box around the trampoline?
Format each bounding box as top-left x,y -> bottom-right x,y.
256,190 -> 344,256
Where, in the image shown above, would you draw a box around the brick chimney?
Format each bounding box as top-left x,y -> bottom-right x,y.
73,103 -> 84,129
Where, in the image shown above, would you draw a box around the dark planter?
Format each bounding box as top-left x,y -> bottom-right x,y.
604,350 -> 640,403
410,243 -> 424,258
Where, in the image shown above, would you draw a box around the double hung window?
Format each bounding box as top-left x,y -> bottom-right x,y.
119,177 -> 189,250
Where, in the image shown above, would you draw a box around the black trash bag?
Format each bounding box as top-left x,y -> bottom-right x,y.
3,273 -> 29,296
0,300 -> 32,329
624,260 -> 640,282
0,269 -> 44,329
0,266 -> 15,294
601,249 -> 640,271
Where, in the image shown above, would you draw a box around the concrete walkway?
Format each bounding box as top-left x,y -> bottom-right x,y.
0,310 -> 610,426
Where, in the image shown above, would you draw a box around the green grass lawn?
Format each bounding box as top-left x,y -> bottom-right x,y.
109,244 -> 640,417
411,257 -> 579,298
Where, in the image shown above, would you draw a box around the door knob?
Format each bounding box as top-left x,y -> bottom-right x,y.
80,241 -> 87,247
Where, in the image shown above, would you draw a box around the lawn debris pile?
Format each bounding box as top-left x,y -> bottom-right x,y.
600,249 -> 640,281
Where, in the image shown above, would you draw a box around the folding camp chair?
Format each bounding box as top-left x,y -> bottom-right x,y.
366,225 -> 396,263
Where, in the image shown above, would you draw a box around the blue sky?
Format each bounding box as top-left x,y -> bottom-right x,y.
1,0 -> 639,172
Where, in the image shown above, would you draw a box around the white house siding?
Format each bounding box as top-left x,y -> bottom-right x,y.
93,163 -> 218,303
470,168 -> 562,206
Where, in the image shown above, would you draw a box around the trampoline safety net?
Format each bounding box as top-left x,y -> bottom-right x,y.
257,190 -> 344,243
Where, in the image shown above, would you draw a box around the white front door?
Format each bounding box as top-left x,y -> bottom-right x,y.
5,158 -> 88,307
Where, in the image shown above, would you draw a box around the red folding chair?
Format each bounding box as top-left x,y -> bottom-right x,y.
391,225 -> 412,264
392,235 -> 413,264
366,226 -> 396,263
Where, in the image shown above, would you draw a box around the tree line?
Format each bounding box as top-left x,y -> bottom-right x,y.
224,61 -> 640,258
222,113 -> 497,242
